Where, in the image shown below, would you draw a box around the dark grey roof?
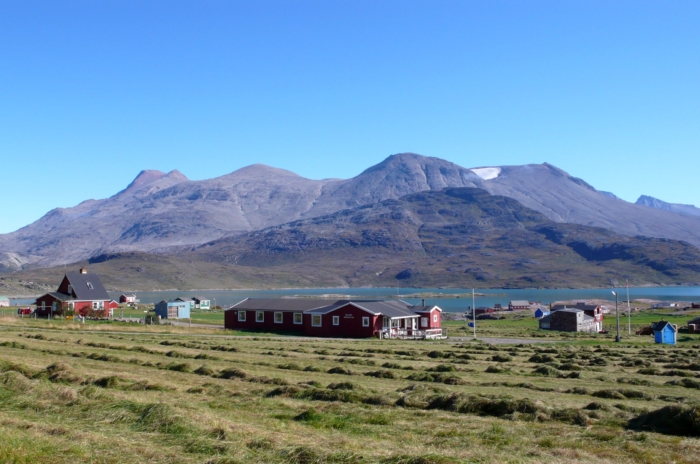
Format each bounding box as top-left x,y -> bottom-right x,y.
411,305 -> 442,313
554,308 -> 585,314
552,304 -> 599,312
65,272 -> 110,301
653,321 -> 677,332
688,317 -> 700,325
307,300 -> 418,318
228,298 -> 341,312
539,314 -> 552,323
48,292 -> 73,302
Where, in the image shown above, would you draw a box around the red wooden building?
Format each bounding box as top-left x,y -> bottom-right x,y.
119,294 -> 137,304
35,268 -> 117,318
225,298 -> 443,339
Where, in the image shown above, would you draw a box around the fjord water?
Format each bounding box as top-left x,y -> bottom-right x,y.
106,286 -> 700,312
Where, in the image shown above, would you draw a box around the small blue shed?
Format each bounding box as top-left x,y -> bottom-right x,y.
154,300 -> 191,319
534,308 -> 550,319
652,320 -> 677,345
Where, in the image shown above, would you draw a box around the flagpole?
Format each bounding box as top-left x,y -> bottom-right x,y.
626,280 -> 631,335
472,288 -> 476,339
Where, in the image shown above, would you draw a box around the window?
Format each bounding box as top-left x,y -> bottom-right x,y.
238,311 -> 246,322
86,282 -> 94,290
333,315 -> 340,326
421,317 -> 428,327
92,301 -> 99,309
433,314 -> 438,323
362,317 -> 369,327
274,312 -> 283,324
312,315 -> 322,327
293,313 -> 303,324
256,311 -> 265,322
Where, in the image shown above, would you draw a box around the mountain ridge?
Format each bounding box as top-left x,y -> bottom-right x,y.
2,153 -> 700,271
636,195 -> 700,217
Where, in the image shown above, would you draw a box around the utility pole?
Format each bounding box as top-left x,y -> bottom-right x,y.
472,288 -> 476,339
612,291 -> 621,342
626,280 -> 631,335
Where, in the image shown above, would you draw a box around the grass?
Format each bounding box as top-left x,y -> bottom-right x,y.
0,317 -> 700,462
443,309 -> 700,343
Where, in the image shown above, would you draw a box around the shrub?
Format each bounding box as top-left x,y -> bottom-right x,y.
134,403 -> 192,435
364,370 -> 397,379
528,354 -> 555,363
428,364 -> 456,373
617,378 -> 653,386
559,363 -> 583,371
327,382 -> 357,390
666,378 -> 700,389
629,404 -> 700,436
93,376 -> 125,388
532,366 -> 559,377
327,367 -> 355,375
565,387 -> 591,395
428,393 -> 543,418
0,371 -> 33,393
485,366 -> 508,374
165,363 -> 192,373
277,363 -> 302,371
218,368 -> 247,379
194,365 -> 217,376
382,362 -> 403,369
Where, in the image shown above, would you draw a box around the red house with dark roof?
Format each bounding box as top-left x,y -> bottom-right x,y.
35,268 -> 117,318
225,298 -> 443,339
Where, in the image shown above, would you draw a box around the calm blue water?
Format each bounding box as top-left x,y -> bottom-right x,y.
13,286 -> 698,313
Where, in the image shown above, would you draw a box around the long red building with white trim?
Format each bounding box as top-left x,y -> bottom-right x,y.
224,298 -> 443,339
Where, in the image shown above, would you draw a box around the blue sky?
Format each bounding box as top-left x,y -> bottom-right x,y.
1,1 -> 699,234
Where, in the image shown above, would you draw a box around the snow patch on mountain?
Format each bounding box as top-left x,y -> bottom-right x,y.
470,167 -> 501,180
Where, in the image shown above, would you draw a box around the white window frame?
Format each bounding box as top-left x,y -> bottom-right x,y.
274,312 -> 283,324
293,312 -> 303,324
312,315 -> 322,327
433,314 -> 438,323
92,301 -> 99,310
362,317 -> 369,327
256,311 -> 265,323
86,282 -> 94,290
332,315 -> 340,326
238,311 -> 246,322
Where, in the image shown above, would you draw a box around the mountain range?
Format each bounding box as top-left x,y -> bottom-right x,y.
8,186 -> 700,291
2,153 -> 700,289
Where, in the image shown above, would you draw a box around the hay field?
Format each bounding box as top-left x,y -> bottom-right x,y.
1,318 -> 699,463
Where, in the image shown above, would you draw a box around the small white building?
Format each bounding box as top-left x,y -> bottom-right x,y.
0,296 -> 9,307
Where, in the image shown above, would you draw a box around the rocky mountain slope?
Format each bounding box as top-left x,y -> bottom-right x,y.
186,187 -> 700,288
2,153 -> 700,270
636,195 -> 700,217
